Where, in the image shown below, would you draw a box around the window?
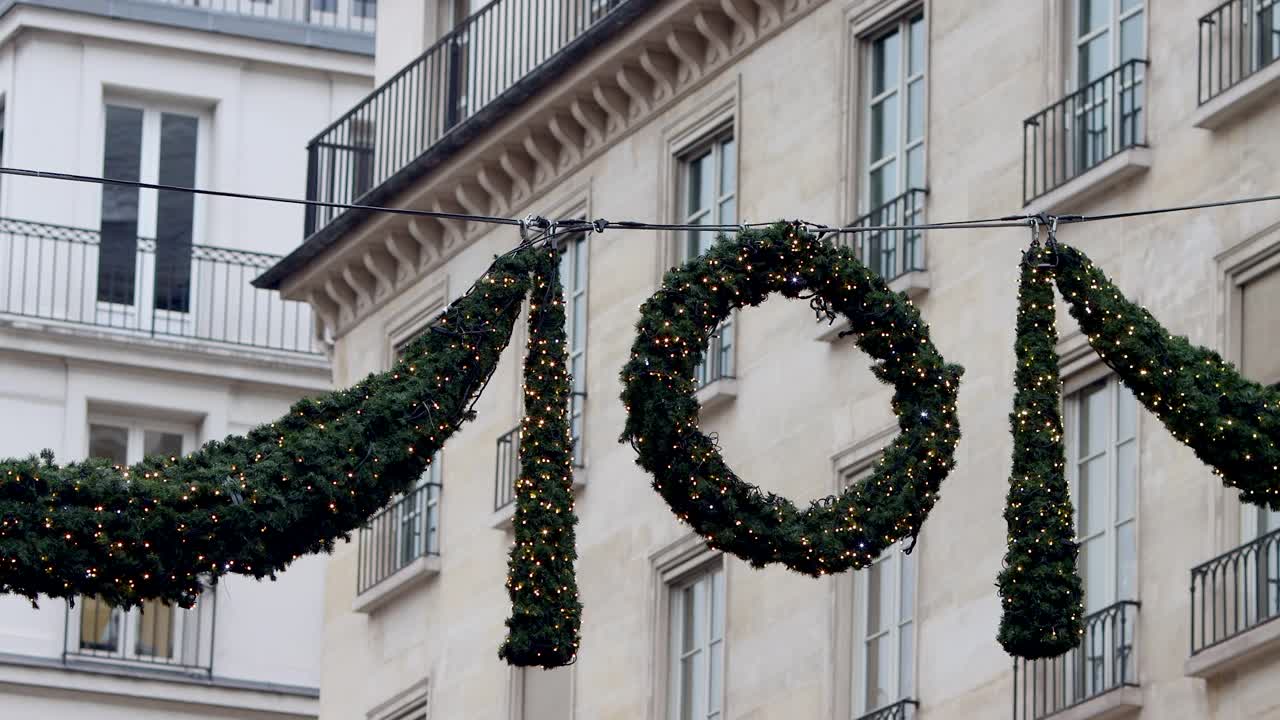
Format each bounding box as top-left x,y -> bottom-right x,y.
1071,0 -> 1145,169
98,103 -> 199,314
861,12 -> 926,279
679,131 -> 736,388
354,0 -> 376,19
1239,264 -> 1280,539
80,420 -> 199,665
558,230 -> 588,466
848,467 -> 916,716
311,0 -> 337,11
668,563 -> 725,720
1065,376 -> 1137,695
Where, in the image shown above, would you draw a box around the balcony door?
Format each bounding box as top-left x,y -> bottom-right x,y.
97,102 -> 205,335
1071,0 -> 1145,172
1238,262 -> 1280,620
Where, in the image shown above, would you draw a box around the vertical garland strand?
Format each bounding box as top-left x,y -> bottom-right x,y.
498,246 -> 582,668
997,245 -> 1084,659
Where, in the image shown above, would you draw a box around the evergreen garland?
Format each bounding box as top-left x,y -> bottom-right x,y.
0,248 -> 541,610
620,223 -> 963,575
997,247 -> 1084,659
1055,244 -> 1280,510
499,247 -> 582,668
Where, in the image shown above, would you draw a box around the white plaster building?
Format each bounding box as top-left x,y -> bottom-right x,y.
0,2 -> 373,717
261,0 -> 1280,719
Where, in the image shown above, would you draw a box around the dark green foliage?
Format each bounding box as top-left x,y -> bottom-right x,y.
499,247 -> 582,668
1055,244 -> 1280,510
997,250 -> 1084,659
0,248 -> 541,609
619,223 -> 963,575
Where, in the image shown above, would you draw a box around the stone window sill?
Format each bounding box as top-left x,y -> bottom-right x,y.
812,270 -> 929,343
1023,148 -> 1151,215
1047,686 -> 1142,720
1185,617 -> 1280,679
351,554 -> 441,614
695,377 -> 738,411
1192,61 -> 1280,131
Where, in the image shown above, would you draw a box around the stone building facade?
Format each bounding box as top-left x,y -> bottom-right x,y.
262,0 -> 1280,718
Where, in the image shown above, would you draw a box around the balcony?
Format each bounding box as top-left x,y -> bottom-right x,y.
492,393 -> 586,525
303,0 -> 630,238
1193,0 -> 1280,128
1022,60 -> 1150,210
1186,527 -> 1280,677
0,218 -> 320,356
855,699 -> 917,720
1012,601 -> 1141,720
64,592 -> 215,676
353,482 -> 441,612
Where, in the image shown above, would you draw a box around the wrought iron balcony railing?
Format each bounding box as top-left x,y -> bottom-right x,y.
1012,600 -> 1140,720
1190,526 -> 1280,654
0,218 -> 320,355
140,0 -> 377,33
303,0 -> 629,236
1199,0 -> 1280,104
64,590 -> 215,675
832,188 -> 927,283
493,392 -> 587,513
356,482 -> 442,594
1023,59 -> 1149,205
855,698 -> 918,720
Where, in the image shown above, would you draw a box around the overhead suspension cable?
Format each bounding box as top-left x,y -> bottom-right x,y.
4,165 -> 1280,237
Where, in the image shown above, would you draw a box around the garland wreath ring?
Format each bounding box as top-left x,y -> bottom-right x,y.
620,222 -> 964,575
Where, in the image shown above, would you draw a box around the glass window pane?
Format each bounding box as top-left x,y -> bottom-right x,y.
1120,0 -> 1141,12
98,105 -> 143,306
1116,521 -> 1136,601
1079,0 -> 1111,37
909,17 -> 925,76
1119,13 -> 1144,65
1079,383 -> 1108,457
907,79 -> 924,143
1078,33 -> 1110,85
686,152 -> 709,217
871,29 -> 900,96
1116,440 -> 1136,521
1116,384 -> 1136,440
89,424 -> 129,465
898,620 -> 914,696
575,237 -> 587,289
154,113 -> 197,313
1079,455 -> 1108,536
573,297 -> 587,348
680,651 -> 699,720
708,640 -> 723,712
869,161 -> 897,210
900,550 -> 915,622
864,634 -> 892,712
143,430 -> 184,459
870,95 -> 898,164
719,137 -> 735,196
906,146 -> 924,191
682,585 -> 698,652
79,596 -> 119,651
710,569 -> 725,640
1260,508 -> 1280,536
136,599 -> 174,657
1080,536 -> 1108,611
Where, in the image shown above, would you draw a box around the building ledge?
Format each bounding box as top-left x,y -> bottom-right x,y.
1023,148 -> 1152,215
1048,686 -> 1142,720
1192,61 -> 1280,131
351,555 -> 441,614
695,377 -> 738,411
1186,617 -> 1280,679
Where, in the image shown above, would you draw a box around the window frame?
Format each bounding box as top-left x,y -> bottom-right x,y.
1071,0 -> 1147,90
860,9 -> 927,216
666,561 -> 725,720
554,224 -> 590,468
1062,373 -> 1140,611
651,533 -> 727,720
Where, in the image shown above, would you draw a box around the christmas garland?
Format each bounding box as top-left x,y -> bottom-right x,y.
620,223 -> 963,575
499,249 -> 582,668
1055,243 -> 1280,509
997,246 -> 1083,659
0,247 -> 542,608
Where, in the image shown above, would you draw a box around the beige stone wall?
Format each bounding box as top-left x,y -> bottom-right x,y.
317,0 -> 1280,718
